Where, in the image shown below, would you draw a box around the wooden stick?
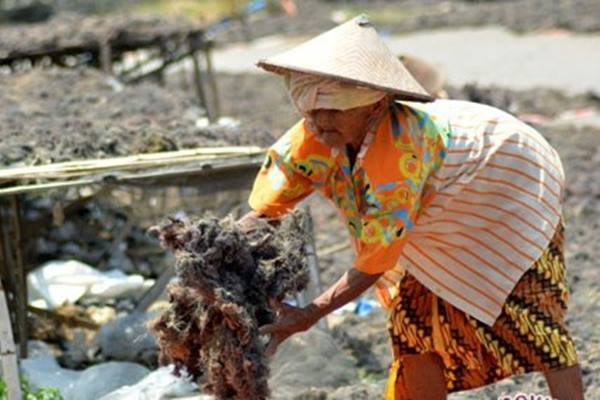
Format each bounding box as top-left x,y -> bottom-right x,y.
301,206 -> 327,331
10,195 -> 28,358
316,241 -> 351,258
134,265 -> 175,313
0,280 -> 22,400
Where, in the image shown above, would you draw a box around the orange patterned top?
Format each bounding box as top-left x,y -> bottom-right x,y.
249,101 -> 449,275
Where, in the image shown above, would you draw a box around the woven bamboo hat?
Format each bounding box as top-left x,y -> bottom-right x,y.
257,15 -> 434,102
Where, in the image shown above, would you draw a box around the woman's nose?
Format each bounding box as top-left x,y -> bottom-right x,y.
311,109 -> 334,129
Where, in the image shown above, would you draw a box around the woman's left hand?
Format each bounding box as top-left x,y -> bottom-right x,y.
259,300 -> 320,357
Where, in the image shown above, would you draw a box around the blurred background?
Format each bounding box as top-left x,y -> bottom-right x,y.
0,1 -> 599,399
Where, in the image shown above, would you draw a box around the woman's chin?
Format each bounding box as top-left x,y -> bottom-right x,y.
320,132 -> 346,149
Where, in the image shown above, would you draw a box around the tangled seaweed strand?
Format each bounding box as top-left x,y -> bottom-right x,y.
148,211 -> 309,400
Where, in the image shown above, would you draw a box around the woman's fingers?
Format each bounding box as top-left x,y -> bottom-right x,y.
264,337 -> 280,358
268,298 -> 286,312
259,323 -> 275,336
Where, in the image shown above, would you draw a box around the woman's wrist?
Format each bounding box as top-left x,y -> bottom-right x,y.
302,302 -> 327,328
303,269 -> 382,324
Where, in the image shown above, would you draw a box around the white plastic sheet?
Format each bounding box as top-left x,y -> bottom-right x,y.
99,365 -> 199,400
27,259 -> 153,309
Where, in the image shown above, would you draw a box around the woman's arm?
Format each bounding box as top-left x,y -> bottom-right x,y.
260,268 -> 382,356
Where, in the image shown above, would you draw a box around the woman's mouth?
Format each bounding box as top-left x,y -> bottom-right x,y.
319,130 -> 345,149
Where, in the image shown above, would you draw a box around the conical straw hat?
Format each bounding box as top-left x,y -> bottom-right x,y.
257,15 -> 434,102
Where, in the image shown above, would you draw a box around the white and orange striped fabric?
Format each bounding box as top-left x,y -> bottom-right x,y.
375,99 -> 565,325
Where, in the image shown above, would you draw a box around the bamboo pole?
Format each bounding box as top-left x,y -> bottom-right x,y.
0,280 -> 22,400
0,146 -> 263,182
0,152 -> 265,197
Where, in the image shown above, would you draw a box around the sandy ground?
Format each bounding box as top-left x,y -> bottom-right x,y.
210,27 -> 600,95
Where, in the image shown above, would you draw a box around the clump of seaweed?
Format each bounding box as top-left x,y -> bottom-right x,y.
148,211 -> 309,400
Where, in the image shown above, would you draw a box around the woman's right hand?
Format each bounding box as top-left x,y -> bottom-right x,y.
236,210 -> 266,232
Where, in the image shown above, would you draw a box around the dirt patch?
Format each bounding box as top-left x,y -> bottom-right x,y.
148,211 -> 309,400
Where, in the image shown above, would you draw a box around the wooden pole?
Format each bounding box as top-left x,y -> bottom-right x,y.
0,204 -> 18,345
0,204 -> 21,398
203,41 -> 221,121
10,195 -> 27,358
188,37 -> 211,122
0,280 -> 22,400
301,206 -> 327,331
99,37 -> 113,74
134,265 -> 175,313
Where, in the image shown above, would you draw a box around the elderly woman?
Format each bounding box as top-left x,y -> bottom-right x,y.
239,16 -> 584,400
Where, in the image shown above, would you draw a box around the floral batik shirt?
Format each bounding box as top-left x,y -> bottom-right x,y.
248,101 -> 449,276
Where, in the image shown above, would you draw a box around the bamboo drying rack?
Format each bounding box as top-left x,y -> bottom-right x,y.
0,146 -> 266,362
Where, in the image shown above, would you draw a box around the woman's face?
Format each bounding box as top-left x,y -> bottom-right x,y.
305,99 -> 386,150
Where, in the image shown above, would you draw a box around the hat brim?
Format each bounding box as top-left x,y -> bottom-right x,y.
257,61 -> 435,103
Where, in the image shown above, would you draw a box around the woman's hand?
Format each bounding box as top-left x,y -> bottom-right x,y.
259,300 -> 320,357
259,268 -> 382,358
237,210 -> 280,232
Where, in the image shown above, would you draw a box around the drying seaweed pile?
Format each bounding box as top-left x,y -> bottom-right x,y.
0,67 -> 273,167
0,13 -> 204,61
148,211 -> 310,400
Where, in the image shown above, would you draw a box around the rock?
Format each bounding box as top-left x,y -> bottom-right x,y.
331,308 -> 392,376
106,252 -> 136,275
270,328 -> 357,400
66,362 -> 149,400
20,351 -> 81,396
292,388 -> 328,400
21,342 -> 150,400
99,365 -> 198,400
27,340 -> 56,358
94,312 -> 159,366
60,329 -> 94,369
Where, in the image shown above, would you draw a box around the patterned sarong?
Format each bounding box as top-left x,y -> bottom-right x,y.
386,222 -> 578,398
